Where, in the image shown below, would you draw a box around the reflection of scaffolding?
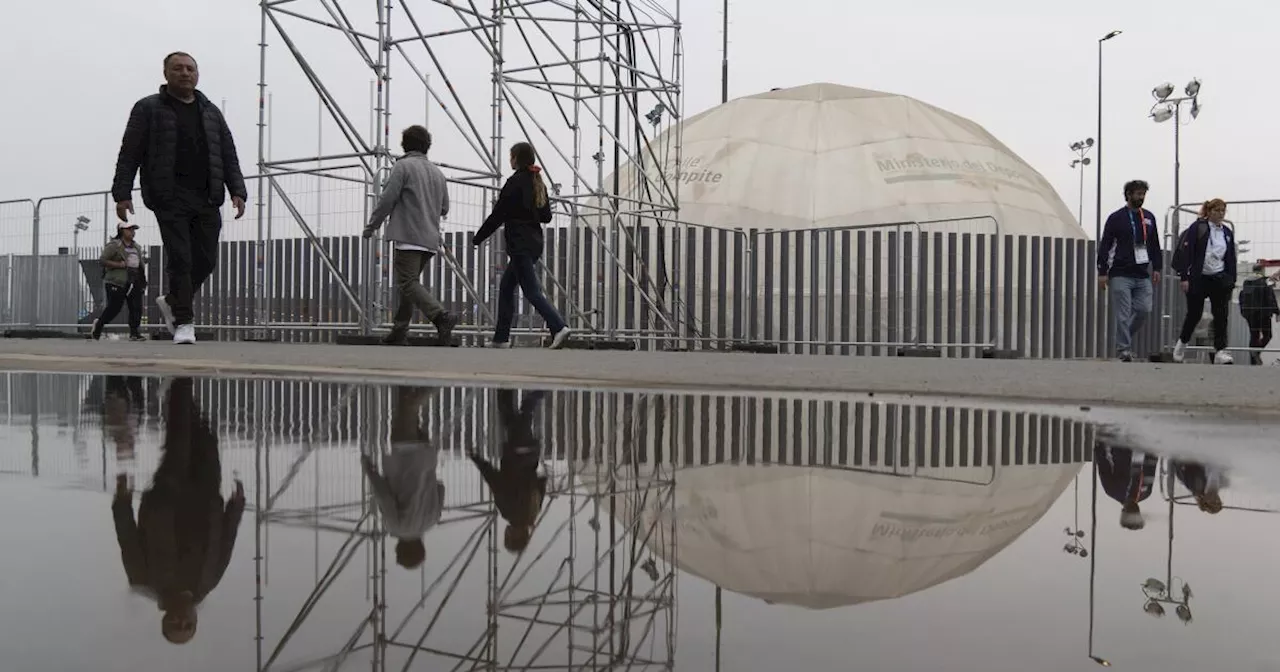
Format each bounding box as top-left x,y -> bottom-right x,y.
255,387 -> 676,671
255,0 -> 684,338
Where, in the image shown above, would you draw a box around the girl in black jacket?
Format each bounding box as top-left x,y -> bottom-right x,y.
472,142 -> 571,349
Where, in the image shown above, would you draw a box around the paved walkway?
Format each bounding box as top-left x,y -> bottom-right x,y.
0,338 -> 1277,412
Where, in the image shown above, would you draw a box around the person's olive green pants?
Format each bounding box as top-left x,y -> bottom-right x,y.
390,249 -> 447,335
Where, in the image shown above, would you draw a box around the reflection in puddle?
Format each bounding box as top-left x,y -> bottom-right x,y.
0,372 -> 1277,671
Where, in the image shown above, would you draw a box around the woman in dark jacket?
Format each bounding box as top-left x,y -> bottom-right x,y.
1171,198 -> 1237,364
472,142 -> 571,349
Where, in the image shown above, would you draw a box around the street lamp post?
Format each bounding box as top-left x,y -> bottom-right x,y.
1070,138 -> 1095,229
1150,78 -> 1203,239
1095,30 -> 1122,241
73,216 -> 90,256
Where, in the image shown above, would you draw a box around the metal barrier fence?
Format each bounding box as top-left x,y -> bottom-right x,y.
8,176 -> 1276,359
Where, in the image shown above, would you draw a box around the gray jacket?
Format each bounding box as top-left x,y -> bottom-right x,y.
366,152 -> 449,251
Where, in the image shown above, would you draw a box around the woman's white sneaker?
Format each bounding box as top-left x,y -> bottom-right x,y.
1172,340 -> 1187,363
1214,349 -> 1234,365
549,327 -> 571,350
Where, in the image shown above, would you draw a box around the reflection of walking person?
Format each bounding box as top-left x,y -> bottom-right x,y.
1173,460 -> 1226,514
469,389 -> 549,553
363,126 -> 460,346
111,51 -> 247,345
1239,263 -> 1280,365
1097,180 -> 1163,362
360,386 -> 445,570
1170,199 -> 1238,365
472,142 -> 571,349
1094,442 -> 1158,531
94,223 -> 149,341
111,377 -> 244,645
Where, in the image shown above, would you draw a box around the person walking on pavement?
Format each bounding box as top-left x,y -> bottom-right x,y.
1239,262 -> 1279,365
472,142 -> 571,349
363,126 -> 459,345
111,51 -> 247,345
360,386 -> 446,570
1170,199 -> 1238,364
93,223 -> 149,341
1097,180 -> 1163,362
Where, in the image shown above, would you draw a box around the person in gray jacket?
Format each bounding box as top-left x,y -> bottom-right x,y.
364,125 -> 459,345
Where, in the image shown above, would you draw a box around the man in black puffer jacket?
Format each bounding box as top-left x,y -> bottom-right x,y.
112,51 -> 247,345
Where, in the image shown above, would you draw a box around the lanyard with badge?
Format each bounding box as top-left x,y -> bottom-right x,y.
1129,209 -> 1150,265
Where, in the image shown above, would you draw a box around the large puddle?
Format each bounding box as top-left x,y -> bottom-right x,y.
1,373 -> 1278,671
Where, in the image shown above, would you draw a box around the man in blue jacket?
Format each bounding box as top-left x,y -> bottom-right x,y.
112,52 -> 248,346
1097,180 -> 1163,362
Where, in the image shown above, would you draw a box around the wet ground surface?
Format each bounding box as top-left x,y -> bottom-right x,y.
1,371 -> 1279,671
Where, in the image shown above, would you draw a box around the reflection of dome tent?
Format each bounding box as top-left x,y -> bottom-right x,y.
616,83 -> 1083,238
583,463 -> 1080,609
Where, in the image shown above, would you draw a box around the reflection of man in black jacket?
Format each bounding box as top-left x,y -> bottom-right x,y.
111,378 -> 244,644
470,389 -> 548,553
1094,443 -> 1158,530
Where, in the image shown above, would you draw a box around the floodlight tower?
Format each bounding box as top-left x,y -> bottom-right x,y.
1148,79 -> 1203,238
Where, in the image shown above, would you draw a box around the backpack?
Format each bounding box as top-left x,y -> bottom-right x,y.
1170,220 -> 1208,276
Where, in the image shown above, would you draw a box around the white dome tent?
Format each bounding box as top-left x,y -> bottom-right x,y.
642,83 -> 1081,238
573,83 -> 1089,357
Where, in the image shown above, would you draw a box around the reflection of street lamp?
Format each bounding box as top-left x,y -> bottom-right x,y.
1142,577 -> 1194,624
1141,465 -> 1194,624
1063,472 -> 1089,558
1149,78 -> 1203,238
73,216 -> 90,255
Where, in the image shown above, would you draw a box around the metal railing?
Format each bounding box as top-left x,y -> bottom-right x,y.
10,176 -> 1275,360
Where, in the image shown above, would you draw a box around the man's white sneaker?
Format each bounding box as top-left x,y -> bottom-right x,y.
156,295 -> 177,333
1172,340 -> 1187,363
1214,350 -> 1234,365
549,327 -> 571,350
173,324 -> 196,345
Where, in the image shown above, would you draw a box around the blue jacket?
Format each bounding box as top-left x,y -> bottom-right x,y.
1174,219 -> 1237,285
1097,207 -> 1163,279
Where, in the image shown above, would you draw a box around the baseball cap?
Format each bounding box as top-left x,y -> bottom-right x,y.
117,222 -> 139,232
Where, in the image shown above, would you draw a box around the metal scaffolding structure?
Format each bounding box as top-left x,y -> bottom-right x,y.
255,0 -> 684,340
252,385 -> 677,671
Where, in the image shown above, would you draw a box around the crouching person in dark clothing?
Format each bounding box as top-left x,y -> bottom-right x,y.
1240,263 -> 1280,365
111,377 -> 244,644
93,223 -> 149,341
471,142 -> 571,349
469,389 -> 549,553
111,51 -> 247,345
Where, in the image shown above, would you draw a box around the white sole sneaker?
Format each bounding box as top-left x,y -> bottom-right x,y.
1171,341 -> 1187,363
549,328 -> 571,350
173,325 -> 196,345
156,296 -> 177,333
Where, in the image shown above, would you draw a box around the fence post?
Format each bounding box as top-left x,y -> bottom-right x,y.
30,203 -> 40,328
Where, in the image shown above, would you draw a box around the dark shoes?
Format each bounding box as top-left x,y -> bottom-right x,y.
381,313 -> 460,346
433,312 -> 459,345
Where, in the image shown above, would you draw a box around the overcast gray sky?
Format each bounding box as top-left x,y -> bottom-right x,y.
1,0 -> 1276,246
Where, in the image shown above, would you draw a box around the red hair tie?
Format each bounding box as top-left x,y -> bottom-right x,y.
529,165 -> 542,174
